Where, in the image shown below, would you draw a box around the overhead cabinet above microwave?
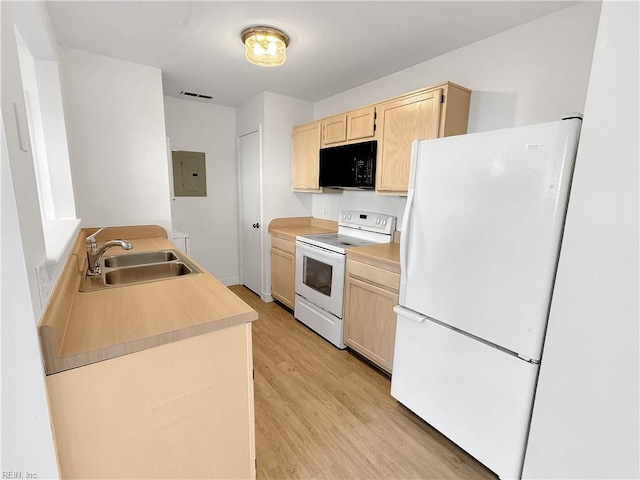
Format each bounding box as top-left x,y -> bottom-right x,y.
291,82 -> 471,195
322,106 -> 376,146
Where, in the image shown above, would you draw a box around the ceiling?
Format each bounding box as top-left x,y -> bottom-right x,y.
46,1 -> 578,107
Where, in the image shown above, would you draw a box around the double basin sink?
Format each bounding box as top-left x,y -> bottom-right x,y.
80,249 -> 201,292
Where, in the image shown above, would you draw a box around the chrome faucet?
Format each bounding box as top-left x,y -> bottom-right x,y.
86,228 -> 133,276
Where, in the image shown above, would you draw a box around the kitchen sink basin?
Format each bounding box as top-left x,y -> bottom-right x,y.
80,249 -> 201,292
103,250 -> 177,268
105,262 -> 192,285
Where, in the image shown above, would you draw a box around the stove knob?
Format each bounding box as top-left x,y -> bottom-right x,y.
375,217 -> 381,225
347,213 -> 351,220
382,219 -> 387,226
341,213 -> 346,220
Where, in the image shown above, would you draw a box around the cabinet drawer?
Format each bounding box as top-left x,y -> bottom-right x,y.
347,259 -> 400,293
271,235 -> 295,255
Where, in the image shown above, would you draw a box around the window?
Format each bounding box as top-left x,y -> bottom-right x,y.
14,24 -> 79,261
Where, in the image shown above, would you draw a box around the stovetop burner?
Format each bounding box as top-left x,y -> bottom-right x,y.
296,233 -> 376,254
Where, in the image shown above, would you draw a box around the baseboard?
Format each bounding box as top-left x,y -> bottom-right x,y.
260,293 -> 274,303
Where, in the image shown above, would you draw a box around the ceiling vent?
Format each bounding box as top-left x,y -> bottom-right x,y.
180,90 -> 214,100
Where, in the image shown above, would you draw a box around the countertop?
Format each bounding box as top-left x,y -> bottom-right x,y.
346,242 -> 400,271
38,226 -> 257,375
268,216 -> 338,241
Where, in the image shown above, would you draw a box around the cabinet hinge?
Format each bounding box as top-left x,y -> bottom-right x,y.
252,368 -> 255,379
255,458 -> 258,470
373,123 -> 377,132
441,94 -> 445,103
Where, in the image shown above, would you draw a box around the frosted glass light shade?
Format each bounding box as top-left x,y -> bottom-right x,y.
241,26 -> 289,67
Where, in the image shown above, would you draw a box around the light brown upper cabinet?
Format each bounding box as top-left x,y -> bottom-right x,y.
322,114 -> 347,146
346,106 -> 376,141
376,83 -> 471,195
292,121 -> 322,191
376,89 -> 441,194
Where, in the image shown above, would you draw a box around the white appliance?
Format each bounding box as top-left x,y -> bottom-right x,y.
391,116 -> 582,479
295,210 -> 396,348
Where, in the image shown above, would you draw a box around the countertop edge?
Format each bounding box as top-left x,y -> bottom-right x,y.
49,310 -> 257,375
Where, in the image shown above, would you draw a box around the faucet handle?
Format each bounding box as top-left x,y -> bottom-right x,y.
86,227 -> 106,246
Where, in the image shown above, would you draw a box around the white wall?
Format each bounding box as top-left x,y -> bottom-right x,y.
236,92 -> 313,298
523,1 -> 639,478
262,92 -> 314,295
236,92 -> 264,137
1,118 -> 58,478
59,47 -> 172,233
262,92 -> 314,224
0,2 -> 59,476
163,96 -> 240,285
311,2 -> 602,225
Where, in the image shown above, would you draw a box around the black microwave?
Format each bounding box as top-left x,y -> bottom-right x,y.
319,141 -> 377,190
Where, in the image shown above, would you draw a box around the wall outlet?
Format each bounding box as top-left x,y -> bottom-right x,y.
35,259 -> 57,308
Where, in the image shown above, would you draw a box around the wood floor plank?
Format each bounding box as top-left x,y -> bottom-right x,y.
230,286 -> 497,480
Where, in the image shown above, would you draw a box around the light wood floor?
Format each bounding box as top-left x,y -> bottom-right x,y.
230,286 -> 497,480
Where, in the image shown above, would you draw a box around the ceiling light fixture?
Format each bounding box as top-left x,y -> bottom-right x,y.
241,26 -> 289,67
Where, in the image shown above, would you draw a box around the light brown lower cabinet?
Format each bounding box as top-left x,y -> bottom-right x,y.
46,324 -> 256,479
344,258 -> 400,374
270,235 -> 295,308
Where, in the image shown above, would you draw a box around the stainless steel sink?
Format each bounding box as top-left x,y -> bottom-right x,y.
105,262 -> 192,285
80,249 -> 201,292
103,250 -> 178,268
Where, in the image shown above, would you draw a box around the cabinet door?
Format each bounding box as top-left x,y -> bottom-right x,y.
376,89 -> 442,194
347,106 -> 376,141
322,114 -> 347,145
344,275 -> 399,373
46,325 -> 256,479
292,122 -> 322,191
271,248 -> 295,309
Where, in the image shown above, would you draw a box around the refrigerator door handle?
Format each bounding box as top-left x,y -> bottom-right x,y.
399,141 -> 420,303
393,305 -> 427,323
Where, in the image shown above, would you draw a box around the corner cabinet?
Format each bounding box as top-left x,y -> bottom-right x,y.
292,121 -> 322,192
344,257 -> 400,374
376,83 -> 471,194
270,235 -> 296,309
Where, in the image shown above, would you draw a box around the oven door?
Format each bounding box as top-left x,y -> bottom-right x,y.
295,241 -> 345,318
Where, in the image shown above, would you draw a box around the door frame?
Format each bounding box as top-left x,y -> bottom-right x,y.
237,125 -> 272,302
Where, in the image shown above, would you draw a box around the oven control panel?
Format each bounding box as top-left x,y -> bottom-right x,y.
338,210 -> 397,235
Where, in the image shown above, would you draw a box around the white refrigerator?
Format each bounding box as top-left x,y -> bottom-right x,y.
391,117 -> 582,479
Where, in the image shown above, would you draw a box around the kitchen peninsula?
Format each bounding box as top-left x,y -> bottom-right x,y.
38,225 -> 258,479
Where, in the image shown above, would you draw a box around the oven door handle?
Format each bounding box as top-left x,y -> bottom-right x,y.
295,242 -> 345,263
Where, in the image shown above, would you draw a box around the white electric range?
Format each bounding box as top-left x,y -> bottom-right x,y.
295,210 -> 397,348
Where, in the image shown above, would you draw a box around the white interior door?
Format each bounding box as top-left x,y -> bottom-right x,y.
238,130 -> 262,296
